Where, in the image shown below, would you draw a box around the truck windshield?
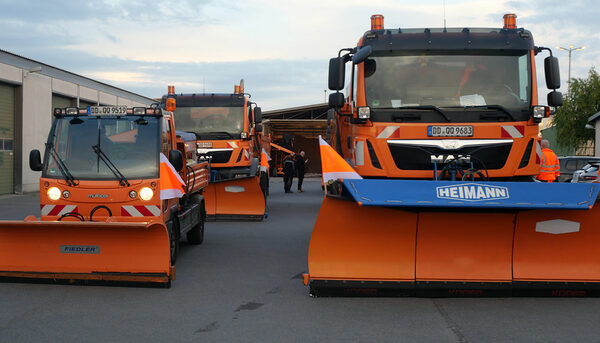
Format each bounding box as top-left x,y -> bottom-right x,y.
364,51 -> 531,118
173,106 -> 244,139
43,116 -> 159,180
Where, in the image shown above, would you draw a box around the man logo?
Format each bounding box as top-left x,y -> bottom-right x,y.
436,183 -> 509,201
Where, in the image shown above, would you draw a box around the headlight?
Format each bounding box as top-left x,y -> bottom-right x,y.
532,106 -> 548,120
47,187 -> 61,201
241,132 -> 249,139
357,107 -> 371,119
139,187 -> 153,201
129,190 -> 137,199
62,190 -> 70,199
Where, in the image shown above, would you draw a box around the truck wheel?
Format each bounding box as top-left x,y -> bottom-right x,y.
187,202 -> 205,245
169,218 -> 180,265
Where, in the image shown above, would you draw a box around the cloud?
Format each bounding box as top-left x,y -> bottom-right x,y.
0,0 -> 598,109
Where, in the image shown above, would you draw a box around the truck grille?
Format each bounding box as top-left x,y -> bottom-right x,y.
388,142 -> 513,170
199,150 -> 233,164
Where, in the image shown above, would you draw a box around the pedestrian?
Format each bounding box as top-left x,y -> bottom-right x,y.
283,153 -> 295,193
537,139 -> 560,182
295,151 -> 307,192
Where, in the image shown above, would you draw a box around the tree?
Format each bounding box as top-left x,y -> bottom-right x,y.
552,68 -> 600,151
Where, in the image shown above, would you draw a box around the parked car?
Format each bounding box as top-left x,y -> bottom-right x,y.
571,161 -> 600,183
559,156 -> 600,182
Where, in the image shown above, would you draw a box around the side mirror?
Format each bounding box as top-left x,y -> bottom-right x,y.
254,107 -> 262,124
328,57 -> 346,91
168,149 -> 184,171
544,56 -> 561,89
352,45 -> 372,64
29,149 -> 42,171
329,92 -> 345,108
255,123 -> 263,133
548,91 -> 563,107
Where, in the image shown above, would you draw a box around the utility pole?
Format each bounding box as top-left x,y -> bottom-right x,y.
557,45 -> 586,89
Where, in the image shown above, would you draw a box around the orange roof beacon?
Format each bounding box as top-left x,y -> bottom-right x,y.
304,14 -> 600,297
0,106 -> 209,287
161,81 -> 267,221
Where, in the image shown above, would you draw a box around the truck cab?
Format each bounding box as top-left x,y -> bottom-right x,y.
328,14 -> 562,181
161,83 -> 263,182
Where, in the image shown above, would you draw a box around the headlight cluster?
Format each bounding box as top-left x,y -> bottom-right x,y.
47,186 -> 154,201
139,187 -> 154,201
47,187 -> 61,201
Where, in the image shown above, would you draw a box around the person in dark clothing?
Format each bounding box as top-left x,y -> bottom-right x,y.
283,154 -> 295,193
295,151 -> 307,192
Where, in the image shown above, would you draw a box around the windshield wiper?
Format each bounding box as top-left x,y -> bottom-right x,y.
91,144 -> 130,187
384,105 -> 451,122
46,143 -> 78,187
460,105 -> 517,122
198,131 -> 234,139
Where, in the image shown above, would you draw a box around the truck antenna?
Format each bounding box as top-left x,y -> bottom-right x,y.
443,0 -> 447,32
203,77 -> 205,95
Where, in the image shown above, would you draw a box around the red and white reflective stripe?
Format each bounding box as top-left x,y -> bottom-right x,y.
376,126 -> 400,139
243,149 -> 249,161
41,204 -> 78,216
535,140 -> 542,164
121,205 -> 161,217
227,141 -> 239,148
501,125 -> 524,138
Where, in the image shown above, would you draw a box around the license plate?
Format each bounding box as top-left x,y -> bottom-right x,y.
87,106 -> 128,116
197,142 -> 213,148
428,125 -> 473,137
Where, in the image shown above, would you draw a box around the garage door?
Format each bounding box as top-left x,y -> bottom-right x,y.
0,83 -> 15,194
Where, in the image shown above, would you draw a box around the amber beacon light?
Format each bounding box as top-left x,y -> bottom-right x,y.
371,14 -> 384,30
503,13 -> 517,29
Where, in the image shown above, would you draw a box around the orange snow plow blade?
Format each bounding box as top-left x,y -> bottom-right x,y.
309,197 -> 417,283
307,178 -> 600,296
0,217 -> 172,285
204,176 -> 265,221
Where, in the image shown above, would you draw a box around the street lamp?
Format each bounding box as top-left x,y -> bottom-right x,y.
557,45 -> 586,87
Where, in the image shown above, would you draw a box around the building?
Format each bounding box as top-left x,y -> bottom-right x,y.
0,49 -> 154,194
262,103 -> 328,175
588,111 -> 600,157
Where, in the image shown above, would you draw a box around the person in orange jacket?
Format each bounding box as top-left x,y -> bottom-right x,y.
537,139 -> 560,182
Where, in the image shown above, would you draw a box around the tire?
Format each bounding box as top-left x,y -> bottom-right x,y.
168,217 -> 180,265
186,201 -> 205,245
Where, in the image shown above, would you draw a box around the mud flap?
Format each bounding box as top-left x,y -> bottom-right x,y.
0,218 -> 171,284
204,176 -> 265,221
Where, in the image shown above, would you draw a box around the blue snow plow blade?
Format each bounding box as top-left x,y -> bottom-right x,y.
341,179 -> 600,210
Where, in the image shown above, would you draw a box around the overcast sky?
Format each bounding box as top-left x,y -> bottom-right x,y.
0,0 -> 597,110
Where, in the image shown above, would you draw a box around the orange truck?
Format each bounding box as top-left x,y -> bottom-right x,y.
0,106 -> 208,287
304,14 -> 600,296
161,81 -> 266,220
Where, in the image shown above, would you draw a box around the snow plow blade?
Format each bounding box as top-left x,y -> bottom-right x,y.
0,218 -> 172,285
204,176 -> 266,221
307,180 -> 600,296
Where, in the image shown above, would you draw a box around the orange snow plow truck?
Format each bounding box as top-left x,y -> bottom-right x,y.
0,106 -> 208,287
304,14 -> 600,296
161,82 -> 266,221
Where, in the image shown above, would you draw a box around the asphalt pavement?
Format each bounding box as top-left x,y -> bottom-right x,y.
1,179 -> 600,342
